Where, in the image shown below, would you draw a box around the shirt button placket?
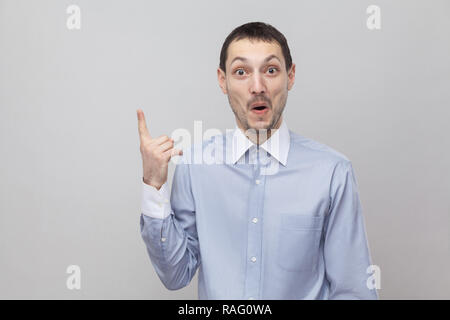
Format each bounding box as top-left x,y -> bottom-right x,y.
244,147 -> 264,300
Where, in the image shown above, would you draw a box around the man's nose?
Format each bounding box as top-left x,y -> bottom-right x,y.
249,72 -> 267,94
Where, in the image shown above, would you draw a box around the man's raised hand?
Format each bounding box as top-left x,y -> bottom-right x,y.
137,109 -> 183,190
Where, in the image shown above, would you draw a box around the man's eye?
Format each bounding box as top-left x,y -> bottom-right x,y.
235,69 -> 246,76
267,67 -> 278,74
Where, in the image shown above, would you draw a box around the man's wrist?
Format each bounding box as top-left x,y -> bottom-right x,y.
142,177 -> 162,190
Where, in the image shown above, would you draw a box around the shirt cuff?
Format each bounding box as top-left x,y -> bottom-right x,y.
141,180 -> 171,219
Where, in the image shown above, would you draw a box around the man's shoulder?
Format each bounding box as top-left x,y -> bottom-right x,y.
288,129 -> 352,167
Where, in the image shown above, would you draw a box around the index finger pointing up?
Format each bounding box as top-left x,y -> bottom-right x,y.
137,109 -> 152,140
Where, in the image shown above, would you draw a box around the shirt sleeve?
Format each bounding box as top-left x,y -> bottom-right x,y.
139,161 -> 200,291
141,180 -> 171,219
323,160 -> 379,300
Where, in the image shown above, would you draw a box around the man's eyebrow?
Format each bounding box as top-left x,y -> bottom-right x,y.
230,54 -> 282,66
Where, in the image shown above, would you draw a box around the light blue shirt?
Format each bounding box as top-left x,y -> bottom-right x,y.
140,120 -> 378,299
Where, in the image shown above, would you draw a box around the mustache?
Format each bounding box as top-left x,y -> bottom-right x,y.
248,97 -> 271,108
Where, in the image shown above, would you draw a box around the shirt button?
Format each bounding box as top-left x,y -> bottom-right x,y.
255,179 -> 260,185
251,256 -> 257,262
158,202 -> 163,207
161,237 -> 166,242
163,199 -> 169,204
252,217 -> 258,223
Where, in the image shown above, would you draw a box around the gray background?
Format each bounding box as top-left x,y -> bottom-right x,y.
1,0 -> 449,299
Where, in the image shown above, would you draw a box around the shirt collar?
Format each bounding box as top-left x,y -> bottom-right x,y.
231,119 -> 290,166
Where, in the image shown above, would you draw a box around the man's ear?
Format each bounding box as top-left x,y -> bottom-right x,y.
287,63 -> 296,91
217,67 -> 228,94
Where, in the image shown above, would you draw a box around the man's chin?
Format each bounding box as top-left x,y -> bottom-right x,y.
247,120 -> 272,131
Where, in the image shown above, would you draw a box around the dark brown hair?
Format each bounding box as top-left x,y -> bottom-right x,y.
219,22 -> 292,74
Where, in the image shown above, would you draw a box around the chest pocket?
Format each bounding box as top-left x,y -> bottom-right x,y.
276,213 -> 325,272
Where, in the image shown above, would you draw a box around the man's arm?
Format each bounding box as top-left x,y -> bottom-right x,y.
140,162 -> 200,291
136,109 -> 199,290
323,160 -> 378,299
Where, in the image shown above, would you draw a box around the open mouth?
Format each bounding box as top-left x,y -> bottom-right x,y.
253,106 -> 267,110
251,105 -> 269,114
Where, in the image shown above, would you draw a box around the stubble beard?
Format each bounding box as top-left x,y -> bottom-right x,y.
228,92 -> 287,138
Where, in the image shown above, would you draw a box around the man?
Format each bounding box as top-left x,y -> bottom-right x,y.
137,22 -> 378,299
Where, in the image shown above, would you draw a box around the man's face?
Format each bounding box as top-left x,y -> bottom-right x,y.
217,38 -> 295,133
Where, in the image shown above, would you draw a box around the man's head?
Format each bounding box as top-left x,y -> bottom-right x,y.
217,22 -> 295,137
